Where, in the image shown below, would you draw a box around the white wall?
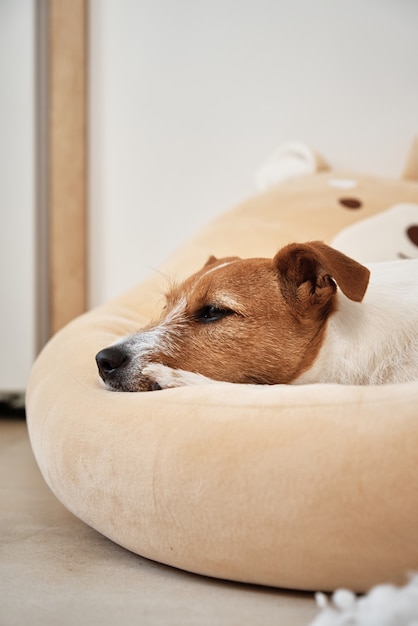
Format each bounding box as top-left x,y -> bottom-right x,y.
0,0 -> 35,391
89,0 -> 418,307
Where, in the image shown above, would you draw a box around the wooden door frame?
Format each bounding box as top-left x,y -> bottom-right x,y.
37,0 -> 88,342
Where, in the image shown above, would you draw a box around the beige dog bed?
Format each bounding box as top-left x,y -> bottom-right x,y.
27,144 -> 418,593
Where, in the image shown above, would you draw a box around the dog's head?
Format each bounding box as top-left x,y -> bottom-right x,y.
96,241 -> 370,391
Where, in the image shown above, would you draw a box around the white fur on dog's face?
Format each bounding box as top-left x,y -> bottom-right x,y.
96,242 -> 370,392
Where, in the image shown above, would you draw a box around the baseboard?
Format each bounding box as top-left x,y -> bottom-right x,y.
0,392 -> 26,419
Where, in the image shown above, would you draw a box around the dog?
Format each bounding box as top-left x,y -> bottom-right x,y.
96,241 -> 418,391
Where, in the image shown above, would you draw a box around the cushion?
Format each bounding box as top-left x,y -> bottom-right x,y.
26,142 -> 418,593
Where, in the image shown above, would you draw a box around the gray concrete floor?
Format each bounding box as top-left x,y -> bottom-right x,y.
0,419 -> 318,626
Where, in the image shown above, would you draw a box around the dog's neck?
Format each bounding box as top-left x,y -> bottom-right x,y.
294,262 -> 418,385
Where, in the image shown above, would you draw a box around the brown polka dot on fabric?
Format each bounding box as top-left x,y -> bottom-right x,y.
339,197 -> 363,209
407,225 -> 418,246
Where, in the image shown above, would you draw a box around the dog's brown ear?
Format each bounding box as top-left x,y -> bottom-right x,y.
202,254 -> 241,270
274,241 -> 370,317
203,255 -> 218,268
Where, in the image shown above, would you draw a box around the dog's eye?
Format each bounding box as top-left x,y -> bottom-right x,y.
195,305 -> 233,323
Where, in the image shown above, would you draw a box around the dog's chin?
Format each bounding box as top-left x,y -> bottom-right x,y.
100,376 -> 162,393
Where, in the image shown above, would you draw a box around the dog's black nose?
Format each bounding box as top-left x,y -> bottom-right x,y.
96,346 -> 130,381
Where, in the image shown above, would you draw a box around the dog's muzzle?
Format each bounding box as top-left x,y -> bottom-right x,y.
95,345 -> 161,392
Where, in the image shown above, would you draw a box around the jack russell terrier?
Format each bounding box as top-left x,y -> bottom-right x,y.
96,241 -> 418,391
